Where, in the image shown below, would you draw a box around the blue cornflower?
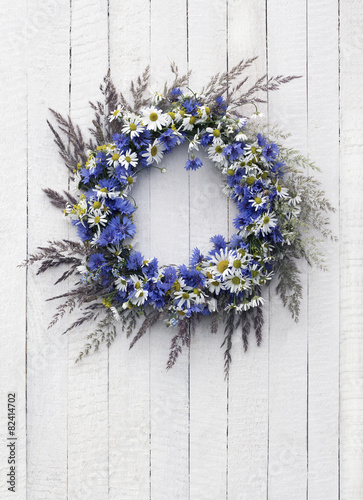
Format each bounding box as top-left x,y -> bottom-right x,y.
98,226 -> 117,246
183,98 -> 201,116
80,167 -> 92,184
200,133 -> 213,147
95,151 -> 106,166
160,266 -> 177,292
190,247 -> 204,267
179,264 -> 206,288
76,223 -> 92,241
257,133 -> 268,147
210,234 -> 227,253
160,128 -> 180,153
88,253 -> 106,271
112,133 -> 130,151
262,142 -> 279,161
185,158 -> 203,171
109,215 -> 136,242
127,251 -> 144,271
132,129 -> 152,150
229,234 -> 242,249
223,142 -> 244,162
169,87 -> 183,102
144,257 -> 159,279
215,96 -> 228,114
112,198 -> 136,216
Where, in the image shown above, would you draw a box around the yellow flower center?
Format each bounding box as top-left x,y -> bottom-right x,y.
174,282 -> 181,292
112,153 -> 119,161
94,216 -> 101,224
205,107 -> 210,115
233,259 -> 241,269
127,176 -> 133,185
130,123 -> 137,131
212,280 -> 220,286
207,272 -> 213,279
215,145 -> 223,154
151,145 -> 158,156
246,176 -> 255,186
193,288 -> 200,296
93,201 -> 101,209
100,187 -> 108,192
213,129 -> 220,137
168,111 -> 175,120
135,282 -> 141,289
251,270 -> 259,278
232,277 -> 241,285
227,168 -> 235,176
189,116 -> 196,124
261,172 -> 268,179
179,109 -> 185,117
254,197 -> 262,204
149,112 -> 158,122
125,156 -> 131,163
263,216 -> 270,224
251,146 -> 257,154
182,292 -> 190,300
217,260 -> 229,273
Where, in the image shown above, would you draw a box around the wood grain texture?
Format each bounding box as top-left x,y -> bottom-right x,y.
67,1 -> 109,499
149,3 -> 190,498
0,1 -> 27,498
0,1 -> 349,498
340,0 -> 363,498
26,1 -> 70,498
188,1 -> 229,498
307,0 -> 340,498
108,2 -> 151,498
227,1 -> 270,499
267,0 -> 309,498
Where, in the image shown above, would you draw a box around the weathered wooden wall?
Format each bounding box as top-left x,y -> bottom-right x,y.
0,0 -> 360,498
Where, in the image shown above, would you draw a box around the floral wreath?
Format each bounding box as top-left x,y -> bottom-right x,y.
28,60 -> 334,375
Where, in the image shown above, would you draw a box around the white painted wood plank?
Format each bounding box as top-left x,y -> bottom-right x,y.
340,1 -> 363,498
267,0 -> 308,497
26,1 -> 70,498
108,1 -> 151,498
0,2 -> 27,498
227,2 -> 269,498
307,1 -> 340,498
188,1 -> 229,497
67,1 -> 110,498
149,3 -> 190,498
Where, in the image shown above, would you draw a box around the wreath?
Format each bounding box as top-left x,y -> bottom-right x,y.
27,59 -> 334,376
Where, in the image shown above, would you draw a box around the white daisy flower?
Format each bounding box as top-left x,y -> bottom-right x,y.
107,244 -> 123,260
208,137 -> 227,164
188,133 -> 201,153
206,277 -> 223,295
141,106 -> 167,131
94,185 -> 121,199
87,210 -> 108,228
287,193 -> 302,207
121,119 -> 144,139
110,306 -> 121,321
207,297 -> 218,313
208,248 -> 235,278
258,212 -> 278,235
130,288 -> 148,306
115,276 -> 128,291
109,106 -> 122,122
107,152 -> 121,168
182,115 -> 197,131
223,271 -> 247,294
142,139 -> 165,165
249,195 -> 268,211
119,149 -> 138,170
174,288 -> 194,309
275,184 -> 289,198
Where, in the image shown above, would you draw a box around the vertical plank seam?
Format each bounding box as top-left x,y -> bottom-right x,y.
305,0 -> 309,497
265,1 -> 270,498
67,1 -> 73,498
185,0 -> 192,499
225,2 -> 229,499
148,5 -> 152,499
107,1 -> 110,496
337,0 -> 341,497
25,0 -> 29,496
